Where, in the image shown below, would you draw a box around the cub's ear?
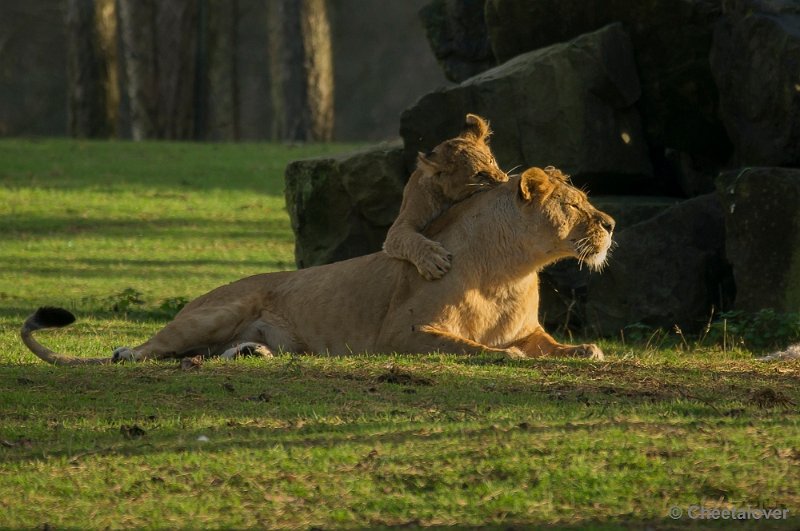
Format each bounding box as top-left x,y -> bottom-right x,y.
460,113 -> 492,143
416,151 -> 440,174
519,167 -> 555,203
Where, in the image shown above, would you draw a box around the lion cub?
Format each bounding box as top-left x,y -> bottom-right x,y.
383,114 -> 508,280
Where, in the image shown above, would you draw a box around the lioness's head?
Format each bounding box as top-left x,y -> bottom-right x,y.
518,166 -> 615,271
416,114 -> 509,202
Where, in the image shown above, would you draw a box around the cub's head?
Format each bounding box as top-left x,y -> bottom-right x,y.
518,166 -> 615,271
415,114 -> 509,203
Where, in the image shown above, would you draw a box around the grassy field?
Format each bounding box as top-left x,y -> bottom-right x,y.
0,140 -> 798,529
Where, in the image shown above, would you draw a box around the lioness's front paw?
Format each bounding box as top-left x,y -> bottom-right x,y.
112,347 -> 139,363
220,342 -> 273,360
504,347 -> 529,360
416,241 -> 452,280
575,343 -> 604,361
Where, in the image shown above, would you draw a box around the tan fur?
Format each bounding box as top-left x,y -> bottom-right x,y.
383,114 -> 508,280
21,167 -> 615,364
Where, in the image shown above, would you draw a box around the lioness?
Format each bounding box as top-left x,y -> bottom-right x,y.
22,167 -> 615,364
383,114 -> 508,280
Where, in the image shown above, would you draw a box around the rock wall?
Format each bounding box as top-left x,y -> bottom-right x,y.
717,168 -> 800,313
285,143 -> 406,268
401,24 -> 653,194
585,194 -> 731,334
710,0 -> 800,166
284,0 -> 800,335
418,0 -> 495,82
482,0 -> 731,166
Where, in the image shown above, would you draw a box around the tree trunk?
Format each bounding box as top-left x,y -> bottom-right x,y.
116,0 -> 197,140
206,0 -> 239,140
269,0 -> 334,141
301,0 -> 334,141
65,0 -> 109,138
155,0 -> 198,139
95,0 -> 121,137
116,0 -> 158,140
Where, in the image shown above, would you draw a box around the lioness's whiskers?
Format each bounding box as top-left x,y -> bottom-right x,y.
572,236 -> 596,271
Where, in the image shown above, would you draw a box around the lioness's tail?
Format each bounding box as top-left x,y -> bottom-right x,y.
21,307 -> 112,366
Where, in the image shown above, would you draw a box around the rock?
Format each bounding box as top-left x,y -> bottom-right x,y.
401,23 -> 653,193
418,0 -> 496,82
664,149 -> 718,197
330,0 -> 449,140
484,0 -> 731,163
284,142 -> 407,268
710,0 -> 800,166
717,167 -> 800,312
539,196 -> 682,330
583,194 -> 731,335
592,196 -> 683,230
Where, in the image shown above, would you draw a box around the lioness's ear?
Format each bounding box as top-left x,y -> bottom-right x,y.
519,167 -> 555,203
416,151 -> 439,174
460,113 -> 492,143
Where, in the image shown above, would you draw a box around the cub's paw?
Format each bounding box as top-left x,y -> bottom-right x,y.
415,241 -> 453,281
112,347 -> 140,363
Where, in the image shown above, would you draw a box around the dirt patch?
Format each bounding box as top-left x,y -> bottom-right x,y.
376,367 -> 433,386
750,388 -> 795,408
120,424 -> 146,439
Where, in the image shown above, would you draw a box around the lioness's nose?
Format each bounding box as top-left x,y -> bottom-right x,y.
599,214 -> 615,233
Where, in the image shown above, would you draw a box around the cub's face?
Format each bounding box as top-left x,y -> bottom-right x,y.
518,167 -> 615,271
416,114 -> 509,203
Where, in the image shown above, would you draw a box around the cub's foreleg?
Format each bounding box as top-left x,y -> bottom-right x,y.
383,171 -> 452,281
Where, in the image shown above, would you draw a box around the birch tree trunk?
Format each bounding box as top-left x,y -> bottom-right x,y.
116,0 -> 157,140
269,0 -> 334,141
116,0 -> 197,140
206,0 -> 240,140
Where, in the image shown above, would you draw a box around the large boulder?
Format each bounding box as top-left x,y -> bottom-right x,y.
717,168 -> 800,312
583,194 -> 731,335
539,196 -> 681,330
710,0 -> 800,166
401,23 -> 653,193
484,0 -> 731,163
284,143 -> 407,268
418,0 -> 496,82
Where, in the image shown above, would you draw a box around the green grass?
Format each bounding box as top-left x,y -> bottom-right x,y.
1,140 -> 798,529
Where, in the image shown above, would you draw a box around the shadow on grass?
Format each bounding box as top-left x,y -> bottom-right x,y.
0,257 -> 293,281
0,215 -> 294,242
1,357 -> 797,462
0,139 -> 366,195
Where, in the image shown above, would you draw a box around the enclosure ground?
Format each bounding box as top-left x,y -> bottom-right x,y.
1,140 -> 797,529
